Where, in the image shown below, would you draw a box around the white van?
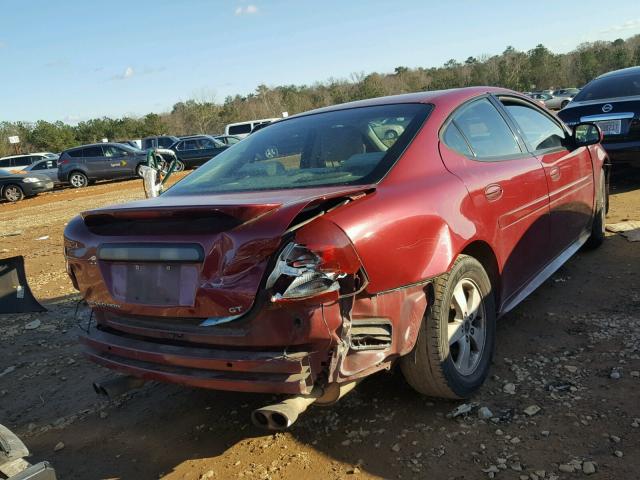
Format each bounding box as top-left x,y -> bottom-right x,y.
224,118 -> 280,138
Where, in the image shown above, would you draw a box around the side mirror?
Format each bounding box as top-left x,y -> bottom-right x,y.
573,122 -> 602,147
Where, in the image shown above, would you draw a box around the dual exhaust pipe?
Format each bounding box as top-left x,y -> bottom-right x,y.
92,374 -> 359,431
251,380 -> 359,430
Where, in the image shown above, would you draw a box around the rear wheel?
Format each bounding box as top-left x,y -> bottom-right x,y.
584,170 -> 607,249
401,255 -> 496,399
561,100 -> 569,109
69,171 -> 88,188
3,184 -> 24,202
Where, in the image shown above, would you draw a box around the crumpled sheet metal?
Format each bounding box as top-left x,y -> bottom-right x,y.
606,221 -> 640,242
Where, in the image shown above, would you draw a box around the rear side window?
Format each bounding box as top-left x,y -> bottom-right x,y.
443,123 -> 473,157
12,156 -> 31,167
228,124 -> 252,135
0,159 -> 10,167
573,72 -> 640,101
83,146 -> 103,157
67,149 -> 83,158
452,98 -> 522,159
502,101 -> 566,151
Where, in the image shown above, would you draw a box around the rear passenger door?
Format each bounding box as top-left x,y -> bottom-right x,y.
82,146 -> 107,178
497,96 -> 594,257
438,97 -> 551,309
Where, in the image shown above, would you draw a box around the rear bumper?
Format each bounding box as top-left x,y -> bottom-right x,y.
80,327 -> 316,394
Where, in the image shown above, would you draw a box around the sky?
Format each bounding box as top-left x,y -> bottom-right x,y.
1,0 -> 639,124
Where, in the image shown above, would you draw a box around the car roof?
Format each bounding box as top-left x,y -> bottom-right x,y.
597,66 -> 640,79
0,152 -> 54,160
286,86 -> 515,120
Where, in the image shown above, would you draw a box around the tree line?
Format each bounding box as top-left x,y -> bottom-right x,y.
2,35 -> 639,157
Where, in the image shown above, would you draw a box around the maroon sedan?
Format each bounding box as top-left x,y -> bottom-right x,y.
64,87 -> 608,429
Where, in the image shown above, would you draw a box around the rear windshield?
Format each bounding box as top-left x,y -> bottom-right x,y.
165,104 -> 431,195
573,73 -> 640,102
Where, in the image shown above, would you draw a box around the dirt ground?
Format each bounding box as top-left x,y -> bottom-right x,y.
0,170 -> 639,480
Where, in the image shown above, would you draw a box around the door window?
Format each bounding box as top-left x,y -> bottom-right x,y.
501,101 -> 566,151
12,156 -> 32,167
103,145 -> 125,157
452,98 -> 522,159
31,161 -> 53,170
83,146 -> 103,157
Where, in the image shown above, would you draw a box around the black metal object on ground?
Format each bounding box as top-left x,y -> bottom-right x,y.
0,256 -> 46,314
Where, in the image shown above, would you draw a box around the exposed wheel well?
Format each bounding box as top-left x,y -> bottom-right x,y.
461,241 -> 500,306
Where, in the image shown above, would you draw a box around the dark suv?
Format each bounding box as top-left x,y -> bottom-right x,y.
168,135 -> 228,170
57,143 -> 147,188
558,66 -> 640,166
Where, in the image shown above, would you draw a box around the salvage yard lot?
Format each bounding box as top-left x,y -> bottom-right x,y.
1,172 -> 639,479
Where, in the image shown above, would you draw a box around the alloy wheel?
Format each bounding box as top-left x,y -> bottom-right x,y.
4,186 -> 23,202
447,278 -> 486,376
70,173 -> 87,188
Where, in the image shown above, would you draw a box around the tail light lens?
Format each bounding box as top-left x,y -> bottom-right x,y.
58,158 -> 70,166
266,218 -> 367,303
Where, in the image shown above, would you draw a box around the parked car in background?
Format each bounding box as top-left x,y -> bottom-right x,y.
141,135 -> 180,150
544,88 -> 580,110
526,92 -> 553,107
168,135 -> 228,170
119,140 -> 142,149
57,143 -> 147,188
0,152 -> 59,173
65,87 -> 607,430
19,157 -> 61,186
224,118 -> 280,138
1,170 -> 53,202
558,66 -> 640,167
213,134 -> 242,146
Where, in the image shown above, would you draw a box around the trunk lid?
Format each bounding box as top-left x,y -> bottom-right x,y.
75,186 -> 374,319
559,98 -> 640,144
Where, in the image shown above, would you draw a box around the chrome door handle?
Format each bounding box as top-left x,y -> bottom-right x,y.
485,183 -> 503,201
549,166 -> 561,181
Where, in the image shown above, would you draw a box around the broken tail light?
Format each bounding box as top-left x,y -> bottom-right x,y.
266,218 -> 367,303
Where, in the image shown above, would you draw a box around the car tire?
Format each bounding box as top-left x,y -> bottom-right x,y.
561,100 -> 569,109
401,254 -> 496,399
3,184 -> 25,202
584,170 -> 607,250
69,171 -> 89,188
173,160 -> 185,172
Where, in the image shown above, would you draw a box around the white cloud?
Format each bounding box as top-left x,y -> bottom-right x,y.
600,18 -> 640,34
235,4 -> 258,15
112,66 -> 135,81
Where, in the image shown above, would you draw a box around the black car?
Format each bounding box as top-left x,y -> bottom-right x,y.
57,143 -> 147,188
558,67 -> 640,166
168,135 -> 228,170
0,171 -> 53,202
